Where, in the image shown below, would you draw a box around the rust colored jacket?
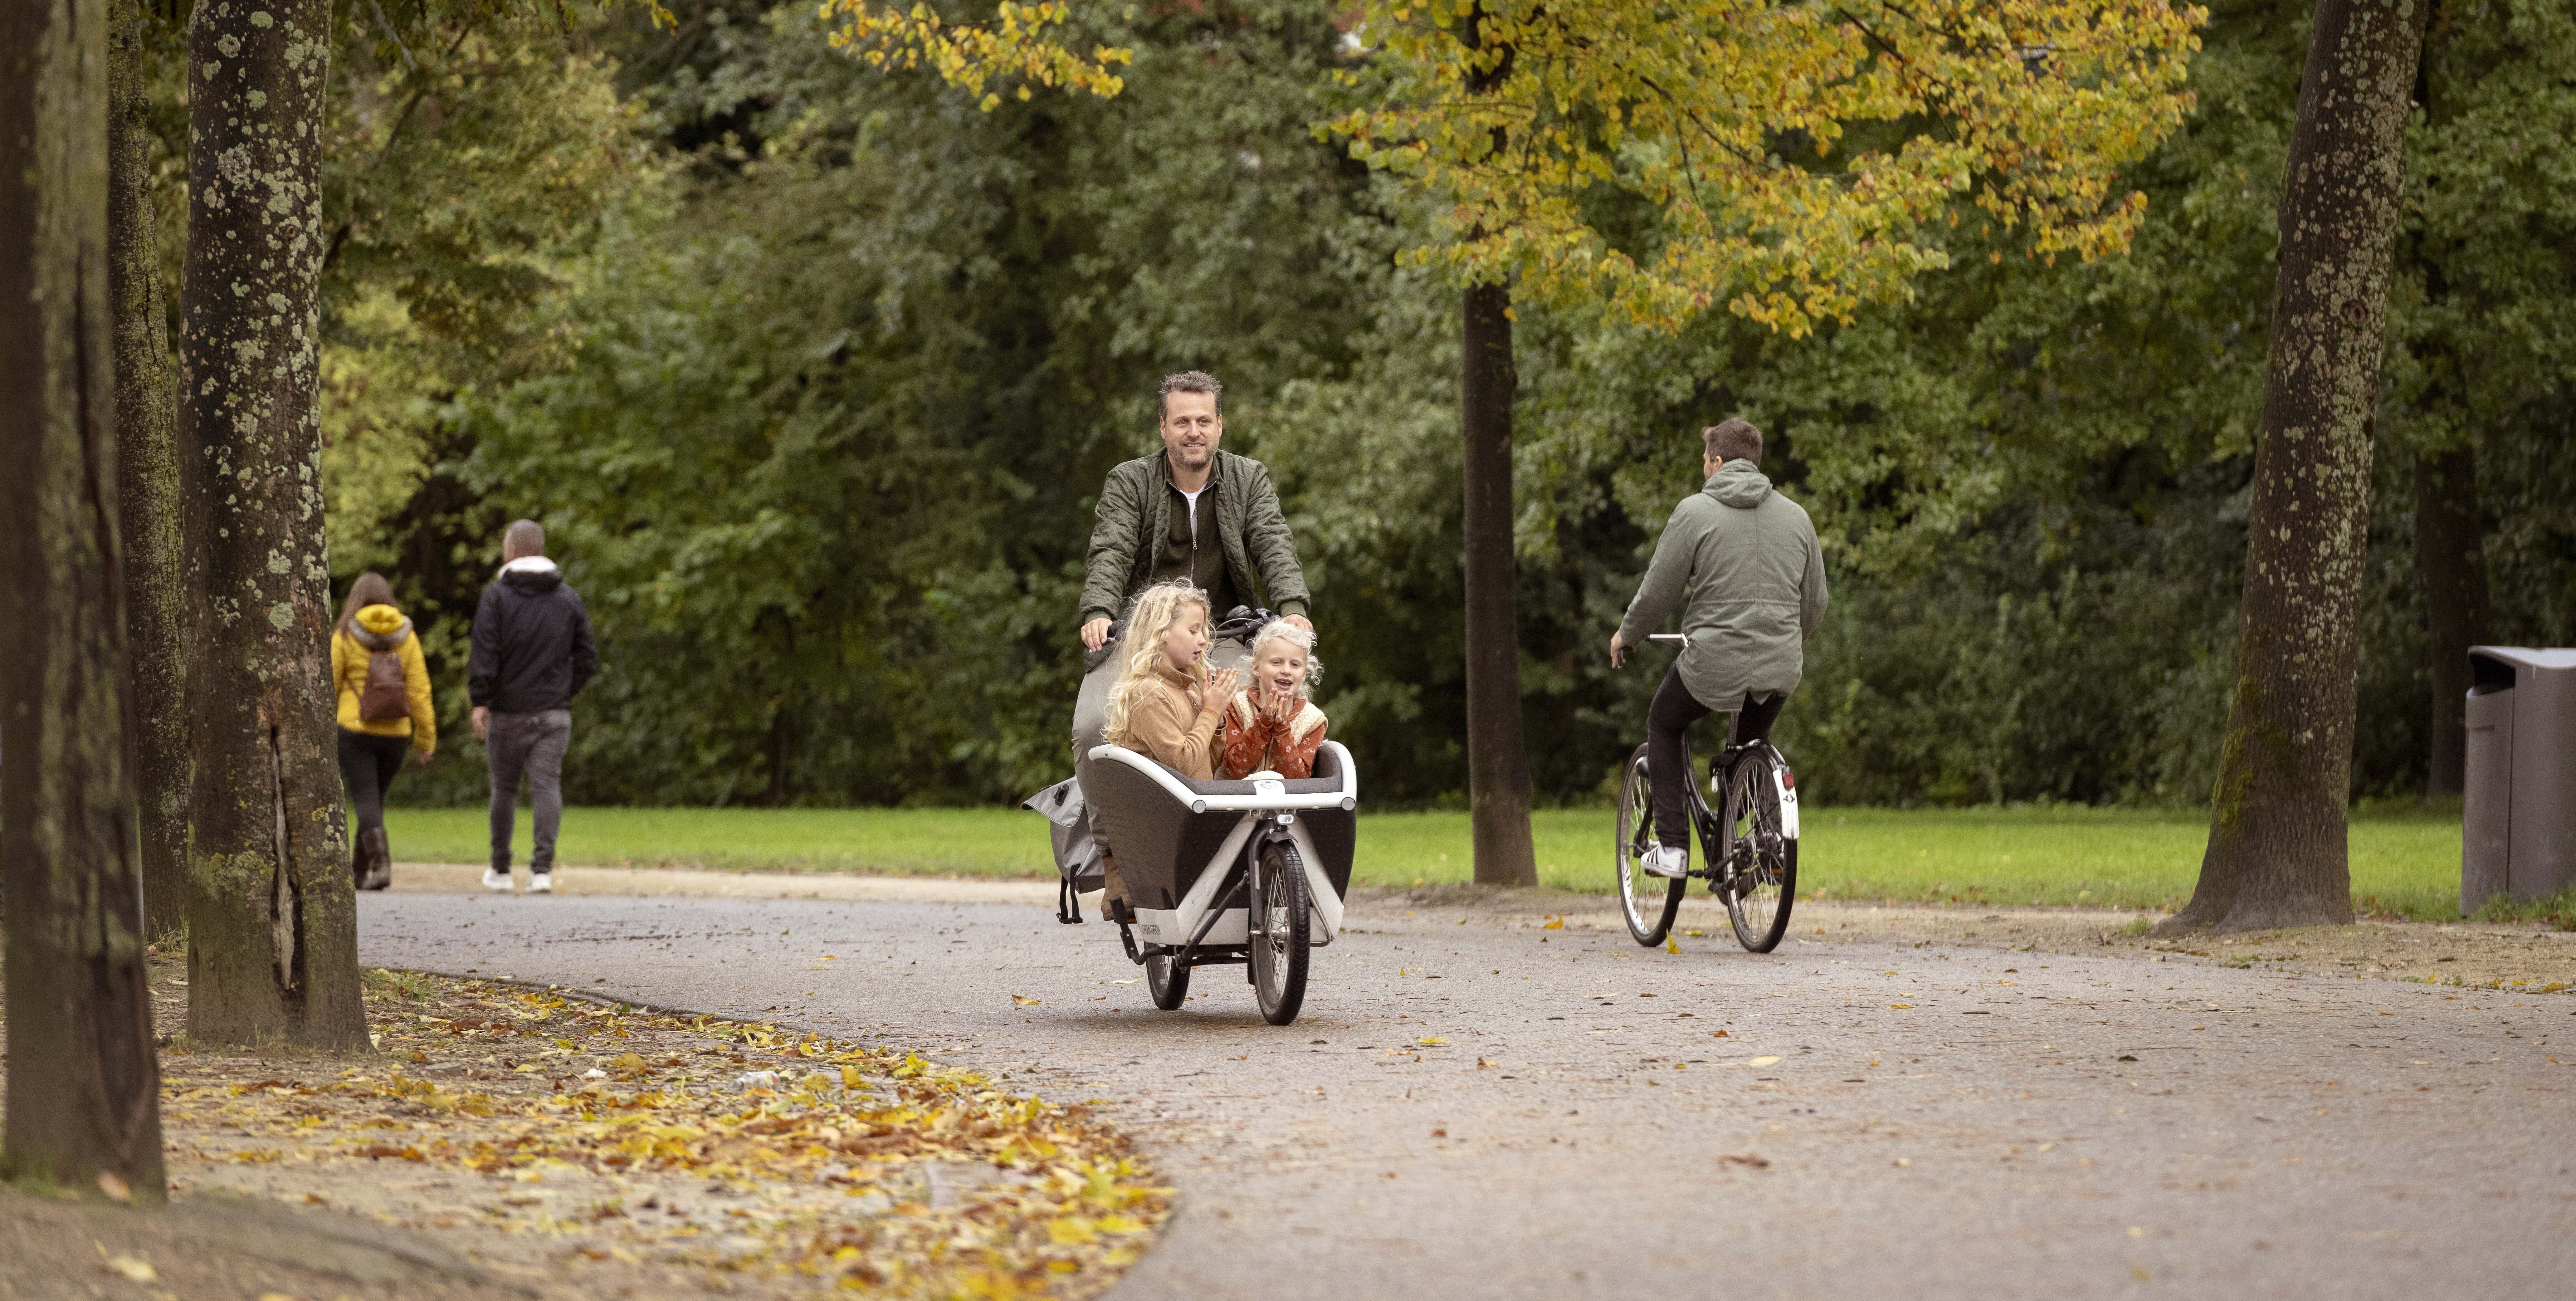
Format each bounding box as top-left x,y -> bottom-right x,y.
1218,692 -> 1328,779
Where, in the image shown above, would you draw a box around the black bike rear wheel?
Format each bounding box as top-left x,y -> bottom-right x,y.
1250,841 -> 1311,1025
1146,954 -> 1190,1009
1615,744 -> 1686,947
1721,748 -> 1797,952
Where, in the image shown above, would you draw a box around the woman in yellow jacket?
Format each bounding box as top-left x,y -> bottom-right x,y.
333,572 -> 437,890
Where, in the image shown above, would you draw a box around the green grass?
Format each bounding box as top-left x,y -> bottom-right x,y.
385,800 -> 2467,919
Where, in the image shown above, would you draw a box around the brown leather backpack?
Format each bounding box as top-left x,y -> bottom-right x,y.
359,649 -> 409,721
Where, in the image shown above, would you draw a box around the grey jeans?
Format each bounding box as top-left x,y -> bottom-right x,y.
487,708 -> 571,872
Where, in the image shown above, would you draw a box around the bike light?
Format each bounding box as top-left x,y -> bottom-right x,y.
1780,770 -> 1794,789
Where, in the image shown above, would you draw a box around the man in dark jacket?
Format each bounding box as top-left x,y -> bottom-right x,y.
1062,371 -> 1313,917
469,519 -> 598,894
1071,371 -> 1312,768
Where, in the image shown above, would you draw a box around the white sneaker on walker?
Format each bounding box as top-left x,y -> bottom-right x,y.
1642,844 -> 1690,879
528,873 -> 554,895
482,868 -> 514,893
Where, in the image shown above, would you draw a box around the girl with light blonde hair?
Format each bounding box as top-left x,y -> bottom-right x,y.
1096,581 -> 1240,917
1218,618 -> 1328,779
1102,580 -> 1239,776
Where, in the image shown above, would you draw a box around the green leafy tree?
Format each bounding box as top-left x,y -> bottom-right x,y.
1328,0 -> 2204,881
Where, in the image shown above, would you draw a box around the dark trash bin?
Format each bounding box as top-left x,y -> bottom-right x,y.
2461,647 -> 2576,913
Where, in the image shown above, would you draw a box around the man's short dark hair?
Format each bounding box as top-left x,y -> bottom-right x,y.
1159,370 -> 1222,420
1704,418 -> 1763,467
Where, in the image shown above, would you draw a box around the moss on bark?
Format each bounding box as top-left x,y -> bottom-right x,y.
177,0 -> 368,1050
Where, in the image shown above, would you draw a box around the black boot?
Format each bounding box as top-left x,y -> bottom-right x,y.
359,827 -> 392,891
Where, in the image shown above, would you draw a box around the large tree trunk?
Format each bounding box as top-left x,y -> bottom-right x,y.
0,0 -> 171,1202
2165,0 -> 2425,935
109,0 -> 189,941
2413,446 -> 2488,798
1460,281 -> 1538,887
179,0 -> 369,1049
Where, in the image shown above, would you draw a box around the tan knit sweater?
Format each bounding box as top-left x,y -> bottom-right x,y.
1115,661 -> 1226,780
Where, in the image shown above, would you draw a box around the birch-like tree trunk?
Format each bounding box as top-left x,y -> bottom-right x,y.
2166,0 -> 2427,934
1460,281 -> 1539,888
109,0 -> 189,941
0,0 -> 171,1201
179,0 -> 369,1048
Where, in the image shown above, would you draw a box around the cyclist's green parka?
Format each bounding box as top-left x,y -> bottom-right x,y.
1617,459 -> 1829,708
1080,450 -> 1311,625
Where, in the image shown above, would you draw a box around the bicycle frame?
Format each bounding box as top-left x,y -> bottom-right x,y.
1642,634 -> 1799,887
1690,740 -> 1799,881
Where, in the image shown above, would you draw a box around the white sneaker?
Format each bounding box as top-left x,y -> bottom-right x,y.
1642,844 -> 1690,879
528,873 -> 554,895
482,868 -> 514,893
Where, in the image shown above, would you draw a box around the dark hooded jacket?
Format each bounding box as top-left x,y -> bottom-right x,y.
468,557 -> 599,714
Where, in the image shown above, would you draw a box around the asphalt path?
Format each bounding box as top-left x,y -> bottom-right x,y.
360,889 -> 2576,1299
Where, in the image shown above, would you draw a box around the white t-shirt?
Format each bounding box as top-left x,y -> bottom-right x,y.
1179,485 -> 1206,543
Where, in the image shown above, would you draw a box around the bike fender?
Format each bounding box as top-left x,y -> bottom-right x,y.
1278,824 -> 1342,944
1774,765 -> 1800,840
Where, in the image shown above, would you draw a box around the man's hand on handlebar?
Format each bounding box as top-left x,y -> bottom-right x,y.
1081,617 -> 1113,652
1608,629 -> 1628,669
1284,613 -> 1313,638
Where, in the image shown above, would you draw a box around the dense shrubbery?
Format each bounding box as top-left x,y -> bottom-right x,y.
290,0 -> 2574,810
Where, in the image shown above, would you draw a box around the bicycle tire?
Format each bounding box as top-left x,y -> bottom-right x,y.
1251,840 -> 1311,1025
1721,748 -> 1797,952
1146,953 -> 1191,1009
1614,744 -> 1685,947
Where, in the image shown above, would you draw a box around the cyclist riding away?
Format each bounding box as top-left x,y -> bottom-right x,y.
1608,418 -> 1828,880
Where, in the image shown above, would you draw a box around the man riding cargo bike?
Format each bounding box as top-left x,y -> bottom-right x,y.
1608,418 -> 1828,951
1026,370 -> 1349,1025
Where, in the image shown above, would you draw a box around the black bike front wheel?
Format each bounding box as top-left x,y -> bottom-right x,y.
1721,747 -> 1798,952
1146,953 -> 1191,1009
1250,840 -> 1312,1025
1614,744 -> 1686,947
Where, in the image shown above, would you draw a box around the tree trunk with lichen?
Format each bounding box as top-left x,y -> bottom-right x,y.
0,0 -> 171,1201
179,0 -> 369,1049
110,0 -> 189,942
2164,0 -> 2425,935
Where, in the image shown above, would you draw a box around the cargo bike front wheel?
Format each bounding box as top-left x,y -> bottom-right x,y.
1249,840 -> 1311,1025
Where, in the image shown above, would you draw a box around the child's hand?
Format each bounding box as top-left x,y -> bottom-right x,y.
1263,691 -> 1297,726
1200,668 -> 1241,720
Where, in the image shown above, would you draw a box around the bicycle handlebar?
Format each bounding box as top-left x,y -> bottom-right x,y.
1103,605 -> 1277,648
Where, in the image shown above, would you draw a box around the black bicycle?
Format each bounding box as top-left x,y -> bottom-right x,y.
1614,633 -> 1800,952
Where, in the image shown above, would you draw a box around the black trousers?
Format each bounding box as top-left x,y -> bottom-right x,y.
1646,663 -> 1784,848
337,728 -> 409,839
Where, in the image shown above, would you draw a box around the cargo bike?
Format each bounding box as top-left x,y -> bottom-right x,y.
1030,608 -> 1357,1026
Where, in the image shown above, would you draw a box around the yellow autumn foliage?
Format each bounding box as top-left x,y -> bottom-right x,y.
1333,0 -> 2205,335
817,0 -> 1133,111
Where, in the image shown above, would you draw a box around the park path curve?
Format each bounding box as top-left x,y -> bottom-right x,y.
360,883 -> 2576,1300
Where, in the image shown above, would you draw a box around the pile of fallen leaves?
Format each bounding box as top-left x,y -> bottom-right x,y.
153,970 -> 1167,1298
